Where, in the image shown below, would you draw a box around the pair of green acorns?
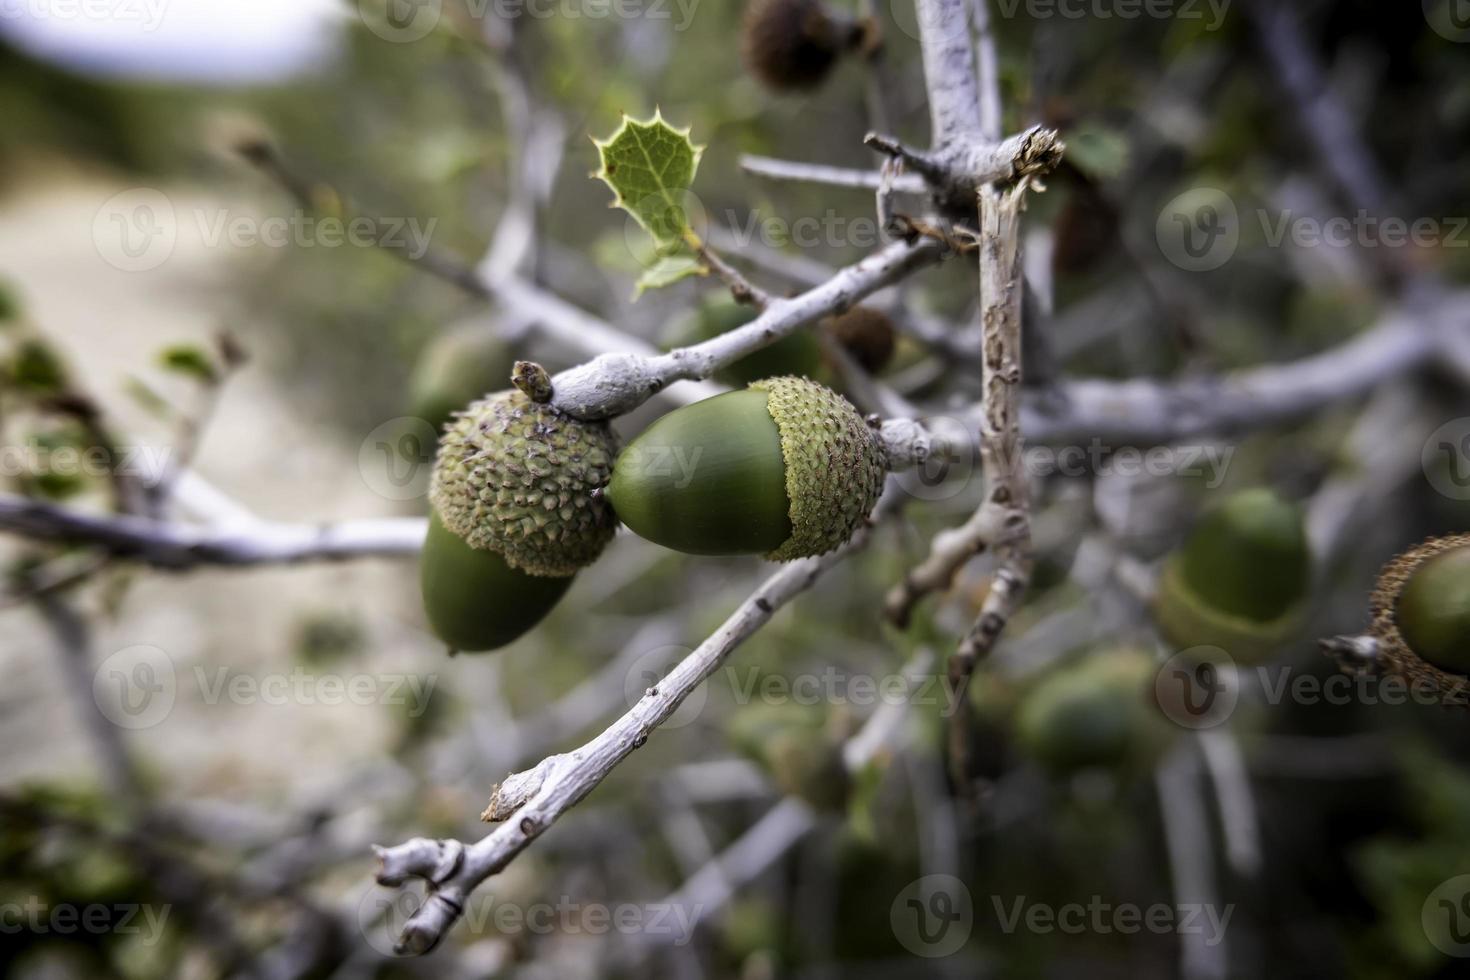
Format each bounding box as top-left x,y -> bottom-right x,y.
1155,487 -> 1470,687
421,372 -> 887,652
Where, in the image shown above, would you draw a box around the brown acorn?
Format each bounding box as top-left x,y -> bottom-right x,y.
823,306 -> 895,374
741,0 -> 868,93
1368,534 -> 1470,704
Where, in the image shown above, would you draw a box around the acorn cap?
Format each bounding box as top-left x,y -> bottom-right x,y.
823,306 -> 896,374
754,376 -> 886,560
606,377 -> 885,561
429,388 -> 618,577
1370,534 -> 1470,701
420,510 -> 573,652
1156,488 -> 1310,664
741,0 -> 857,92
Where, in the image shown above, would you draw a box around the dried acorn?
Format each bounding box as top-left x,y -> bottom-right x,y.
420,380 -> 618,652
605,376 -> 886,561
1154,487 -> 1311,663
741,0 -> 867,93
1369,534 -> 1470,695
407,323 -> 516,436
822,306 -> 895,374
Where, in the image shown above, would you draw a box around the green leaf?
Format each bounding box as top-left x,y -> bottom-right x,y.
158,344 -> 218,384
10,339 -> 68,393
633,254 -> 705,299
593,110 -> 704,250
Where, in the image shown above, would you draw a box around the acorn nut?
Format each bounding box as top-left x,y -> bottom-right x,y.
1368,534 -> 1470,699
420,384 -> 618,652
1015,648 -> 1171,776
1154,487 -> 1310,664
605,376 -> 886,561
408,323 -> 517,436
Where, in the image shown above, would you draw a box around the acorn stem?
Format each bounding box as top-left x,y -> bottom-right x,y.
512,360 -> 553,403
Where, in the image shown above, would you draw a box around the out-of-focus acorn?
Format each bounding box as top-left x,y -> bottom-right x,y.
665,295 -> 821,385
408,324 -> 517,435
1154,488 -> 1311,663
1369,534 -> 1470,696
605,376 -> 886,561
741,0 -> 869,93
1015,648 -> 1171,775
822,306 -> 895,374
420,378 -> 618,652
727,702 -> 850,811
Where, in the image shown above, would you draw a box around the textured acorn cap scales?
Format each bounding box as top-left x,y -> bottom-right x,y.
753,376 -> 887,561
1369,534 -> 1470,705
429,388 -> 618,577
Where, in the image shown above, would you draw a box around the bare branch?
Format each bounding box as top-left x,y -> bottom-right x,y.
740,154 -> 927,194
372,526 -> 876,954
917,0 -> 985,143
0,494 -> 425,569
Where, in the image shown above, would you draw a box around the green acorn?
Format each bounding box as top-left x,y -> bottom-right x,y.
420,375 -> 618,652
665,295 -> 821,386
408,324 -> 517,436
727,702 -> 850,811
1015,648 -> 1171,775
1154,488 -> 1311,664
741,0 -> 869,93
605,376 -> 886,561
1369,534 -> 1470,695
